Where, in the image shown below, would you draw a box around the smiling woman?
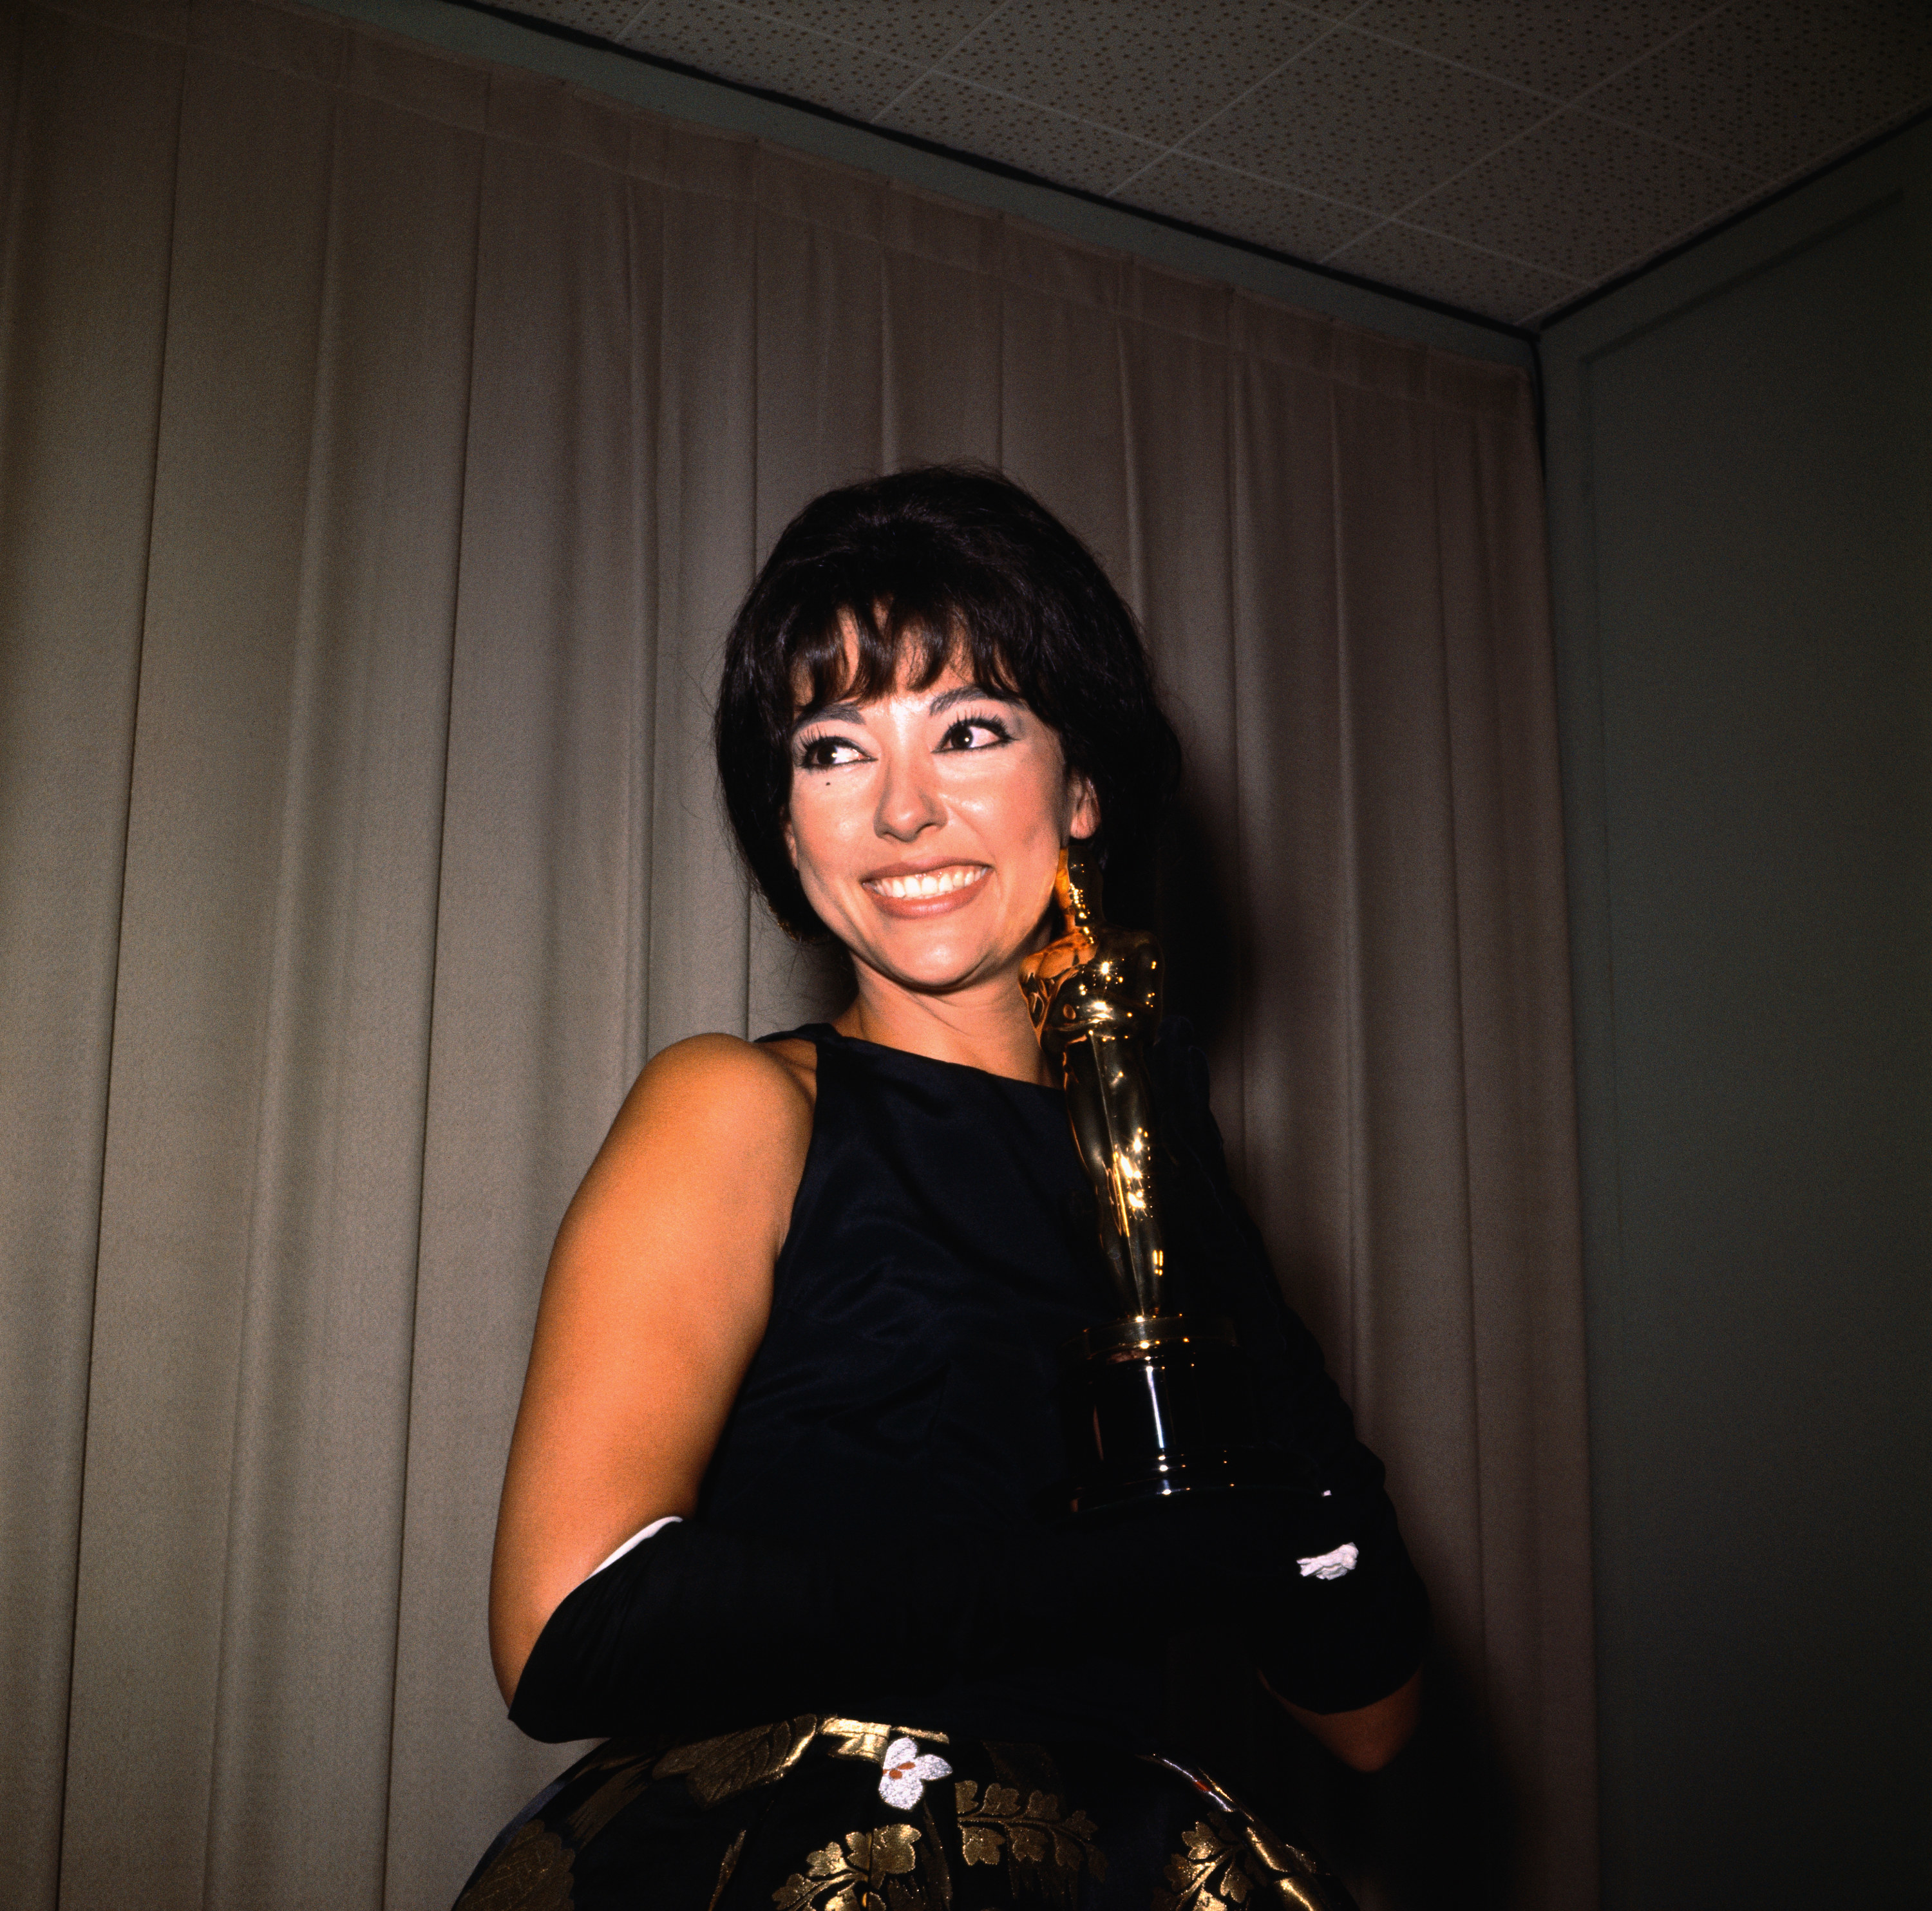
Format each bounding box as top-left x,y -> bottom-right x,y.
464,468 -> 1425,1911
781,656 -> 1095,1025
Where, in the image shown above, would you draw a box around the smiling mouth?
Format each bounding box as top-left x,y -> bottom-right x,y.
864,864 -> 989,901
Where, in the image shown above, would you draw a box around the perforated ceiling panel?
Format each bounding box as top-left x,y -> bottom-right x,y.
491,0 -> 1932,326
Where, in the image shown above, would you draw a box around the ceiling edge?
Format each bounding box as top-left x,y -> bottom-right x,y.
294,0 -> 1540,372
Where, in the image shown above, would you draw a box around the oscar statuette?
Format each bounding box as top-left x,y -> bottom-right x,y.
1021,849 -> 1298,1516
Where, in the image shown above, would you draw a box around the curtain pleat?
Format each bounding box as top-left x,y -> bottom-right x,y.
0,10 -> 184,1906
0,3 -> 1595,1907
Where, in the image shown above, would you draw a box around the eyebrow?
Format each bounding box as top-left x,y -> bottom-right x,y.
788,683 -> 1023,736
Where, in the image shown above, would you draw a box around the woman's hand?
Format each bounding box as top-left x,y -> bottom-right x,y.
1128,1484 -> 1428,1769
488,1035 -> 815,1703
1271,1666 -> 1422,1772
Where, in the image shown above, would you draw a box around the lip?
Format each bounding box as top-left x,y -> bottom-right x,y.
860,855 -> 984,881
861,860 -> 990,918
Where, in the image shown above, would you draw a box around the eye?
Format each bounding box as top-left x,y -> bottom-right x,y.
796,731 -> 867,771
937,712 -> 1013,752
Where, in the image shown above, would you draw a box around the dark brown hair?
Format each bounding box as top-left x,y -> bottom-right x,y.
714,465 -> 1181,939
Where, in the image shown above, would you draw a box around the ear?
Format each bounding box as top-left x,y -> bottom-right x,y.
1066,772 -> 1101,843
781,810 -> 799,868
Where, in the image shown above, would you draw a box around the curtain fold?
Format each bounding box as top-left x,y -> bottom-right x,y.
0,3 -> 1593,1906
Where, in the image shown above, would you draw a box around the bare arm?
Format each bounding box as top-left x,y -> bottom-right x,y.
488,1034 -> 814,1704
1269,1666 -> 1422,1773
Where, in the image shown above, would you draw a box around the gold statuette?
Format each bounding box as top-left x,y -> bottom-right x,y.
1020,852 -> 1166,1317
1023,848 -> 1295,1516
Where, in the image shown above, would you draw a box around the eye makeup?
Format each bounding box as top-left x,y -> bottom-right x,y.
790,688 -> 1023,771
793,726 -> 867,771
936,708 -> 1015,751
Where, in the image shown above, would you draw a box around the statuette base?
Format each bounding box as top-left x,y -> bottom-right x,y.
1056,1312 -> 1312,1518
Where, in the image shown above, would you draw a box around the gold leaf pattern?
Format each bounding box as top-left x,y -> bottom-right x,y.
458,1715 -> 1371,1911
1153,1812 -> 1349,1911
1274,1886 -> 1345,1911
658,1718 -> 818,1809
916,1799 -> 956,1911
871,1825 -> 922,1875
565,1747 -> 656,1845
453,1818 -> 574,1911
822,1719 -> 951,1764
1243,1823 -> 1325,1881
953,1767 -> 1103,1887
708,1830 -> 750,1911
776,1824 -> 925,1911
1009,1826 -> 1048,1865
959,1825 -> 1004,1867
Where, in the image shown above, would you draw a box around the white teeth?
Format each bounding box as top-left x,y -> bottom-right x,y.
870,865 -> 987,900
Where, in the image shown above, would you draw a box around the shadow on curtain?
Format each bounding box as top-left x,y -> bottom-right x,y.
0,1 -> 1593,1905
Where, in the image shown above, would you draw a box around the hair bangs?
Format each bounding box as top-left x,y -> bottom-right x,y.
784,586 -> 1021,726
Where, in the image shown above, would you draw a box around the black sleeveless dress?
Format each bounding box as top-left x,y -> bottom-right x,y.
455,1025 -> 1364,1911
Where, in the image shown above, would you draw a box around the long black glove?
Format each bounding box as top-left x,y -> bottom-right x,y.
511,1478 -> 1418,1744
507,1512 -> 1126,1744
1148,1020 -> 1430,1713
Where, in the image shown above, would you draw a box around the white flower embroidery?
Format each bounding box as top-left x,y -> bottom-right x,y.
1296,1541 -> 1359,1581
878,1736 -> 952,1810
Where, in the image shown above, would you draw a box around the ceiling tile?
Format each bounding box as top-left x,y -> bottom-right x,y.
1326,220 -> 1584,324
1591,0 -> 1932,182
1354,0 -> 1712,104
484,0 -> 1932,328
1406,108 -> 1759,283
939,0 -> 1329,147
725,1 -> 1002,70
1118,152 -> 1376,259
509,0 -> 654,40
1183,26 -> 1549,214
617,2 -> 923,118
876,76 -> 1166,195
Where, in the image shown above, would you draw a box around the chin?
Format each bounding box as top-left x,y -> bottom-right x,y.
869,934 -> 999,993
884,956 -> 990,995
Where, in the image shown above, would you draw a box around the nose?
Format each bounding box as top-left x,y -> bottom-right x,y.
874,746 -> 946,842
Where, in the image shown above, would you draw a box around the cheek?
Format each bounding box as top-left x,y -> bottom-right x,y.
954,753 -> 1075,849
784,777 -> 864,883
1029,755 -> 1083,843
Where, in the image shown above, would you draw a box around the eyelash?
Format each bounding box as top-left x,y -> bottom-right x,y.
792,708 -> 1014,770
938,710 -> 1013,751
795,733 -> 863,771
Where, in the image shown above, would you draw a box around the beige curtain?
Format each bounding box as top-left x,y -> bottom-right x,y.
0,1 -> 1594,1905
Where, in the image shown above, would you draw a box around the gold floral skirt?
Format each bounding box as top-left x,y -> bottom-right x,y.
454,1717 -> 1354,1911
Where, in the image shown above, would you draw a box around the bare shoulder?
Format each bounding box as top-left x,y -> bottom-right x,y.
571,1032 -> 816,1228
622,1031 -> 814,1133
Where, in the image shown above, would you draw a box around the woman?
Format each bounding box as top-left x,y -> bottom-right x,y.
460,468 -> 1426,1911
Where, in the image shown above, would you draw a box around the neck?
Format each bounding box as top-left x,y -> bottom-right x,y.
835,963 -> 1055,1086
